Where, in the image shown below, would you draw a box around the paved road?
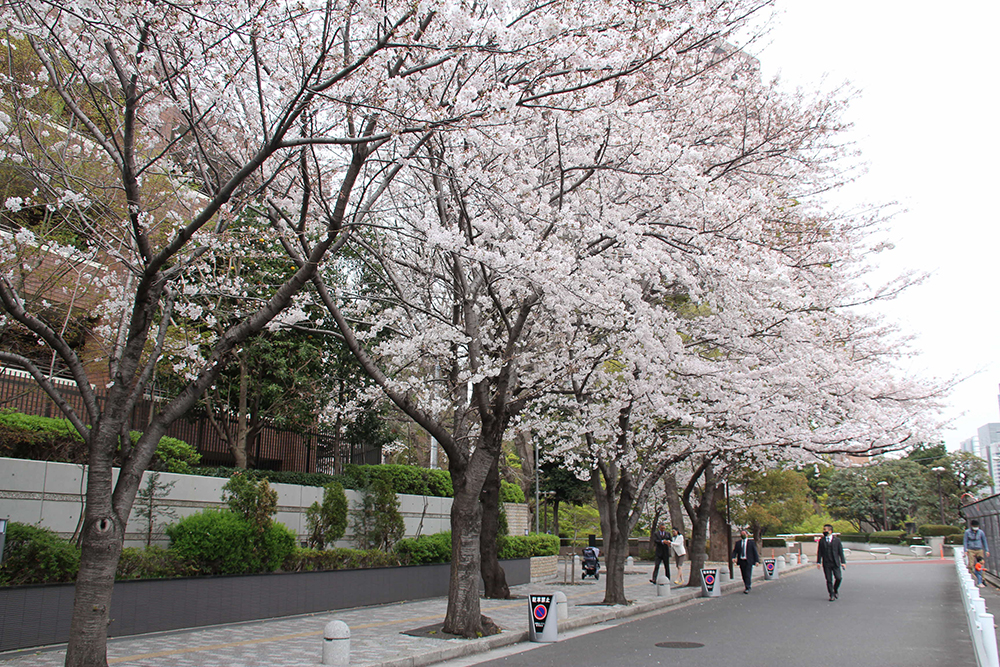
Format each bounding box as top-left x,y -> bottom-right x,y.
455,561 -> 976,667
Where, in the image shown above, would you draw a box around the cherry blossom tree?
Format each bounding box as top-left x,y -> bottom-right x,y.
295,0 -> 777,637
0,0 -> 544,662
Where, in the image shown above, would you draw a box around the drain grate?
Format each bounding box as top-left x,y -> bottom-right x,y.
655,641 -> 705,649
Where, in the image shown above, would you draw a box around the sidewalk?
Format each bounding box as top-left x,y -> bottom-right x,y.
0,558 -> 813,667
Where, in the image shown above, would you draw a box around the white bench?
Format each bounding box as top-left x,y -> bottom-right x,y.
910,545 -> 933,558
870,547 -> 892,559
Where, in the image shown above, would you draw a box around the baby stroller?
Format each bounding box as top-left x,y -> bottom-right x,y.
582,546 -> 600,580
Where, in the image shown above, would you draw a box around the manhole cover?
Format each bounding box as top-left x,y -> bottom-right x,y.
655,641 -> 704,649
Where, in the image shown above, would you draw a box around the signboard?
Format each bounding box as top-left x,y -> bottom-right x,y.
529,594 -> 557,642
530,595 -> 551,633
763,557 -> 777,579
700,568 -> 720,597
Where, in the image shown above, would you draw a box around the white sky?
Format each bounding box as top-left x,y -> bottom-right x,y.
748,1 -> 1000,450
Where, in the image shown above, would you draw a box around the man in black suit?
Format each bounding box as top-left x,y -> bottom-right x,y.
816,523 -> 846,601
731,529 -> 759,593
650,522 -> 671,583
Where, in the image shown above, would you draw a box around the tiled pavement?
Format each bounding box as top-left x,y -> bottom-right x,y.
0,559 -> 816,667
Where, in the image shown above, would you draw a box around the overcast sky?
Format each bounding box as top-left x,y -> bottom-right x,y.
748,2 -> 1000,450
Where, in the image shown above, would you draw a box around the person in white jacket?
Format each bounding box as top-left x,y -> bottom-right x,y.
671,528 -> 687,585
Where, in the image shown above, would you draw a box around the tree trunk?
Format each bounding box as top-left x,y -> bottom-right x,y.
708,482 -> 729,563
480,460 -> 510,599
65,430 -> 121,667
664,473 -> 686,531
592,460 -> 635,606
513,430 -> 536,529
442,438 -> 502,637
682,461 -> 717,587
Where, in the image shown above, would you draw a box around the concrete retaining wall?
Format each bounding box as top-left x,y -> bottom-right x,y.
0,457 -> 527,548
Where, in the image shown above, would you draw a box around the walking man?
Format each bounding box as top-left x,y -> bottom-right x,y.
650,522 -> 671,583
816,524 -> 846,601
731,529 -> 759,593
964,520 -> 989,572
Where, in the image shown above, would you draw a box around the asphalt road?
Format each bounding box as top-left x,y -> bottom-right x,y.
463,560 -> 976,667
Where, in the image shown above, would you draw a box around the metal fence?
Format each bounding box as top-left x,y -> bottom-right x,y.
961,494 -> 1000,576
0,367 -> 381,473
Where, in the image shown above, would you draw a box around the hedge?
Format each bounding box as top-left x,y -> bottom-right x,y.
395,532 -> 453,565
283,547 -> 401,571
761,537 -> 788,548
0,410 -> 199,472
839,532 -> 868,542
116,546 -> 196,580
499,533 -> 560,559
394,531 -> 558,564
868,531 -> 906,545
500,480 -> 526,503
917,524 -> 963,537
194,466 -> 350,489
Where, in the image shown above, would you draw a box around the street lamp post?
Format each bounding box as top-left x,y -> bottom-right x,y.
877,481 -> 889,531
932,466 -> 946,524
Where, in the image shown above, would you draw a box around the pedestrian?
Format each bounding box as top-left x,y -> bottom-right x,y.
964,520 -> 990,572
649,521 -> 671,584
975,555 -> 986,588
671,528 -> 687,585
816,523 -> 846,601
731,529 -> 759,593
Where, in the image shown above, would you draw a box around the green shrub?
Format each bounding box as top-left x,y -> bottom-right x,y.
261,522 -> 297,571
869,530 -> 905,545
129,433 -> 201,474
343,464 -> 454,497
0,522 -> 80,585
0,410 -> 85,462
498,533 -> 559,559
395,532 -> 452,564
222,472 -> 278,534
352,478 -> 405,551
500,480 -> 526,503
0,410 -> 200,474
839,532 -> 869,543
426,469 -> 453,497
116,546 -> 195,580
917,524 -> 963,537
166,509 -> 291,575
761,537 -> 787,548
946,534 -> 963,545
305,481 -> 349,549
284,547 -> 400,571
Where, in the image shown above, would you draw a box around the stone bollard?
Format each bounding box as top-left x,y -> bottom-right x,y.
776,555 -> 786,571
656,574 -> 671,597
322,621 -> 350,666
626,556 -> 634,569
553,590 -> 568,621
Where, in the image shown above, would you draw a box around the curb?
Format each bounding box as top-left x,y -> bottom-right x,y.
367,562 -> 812,667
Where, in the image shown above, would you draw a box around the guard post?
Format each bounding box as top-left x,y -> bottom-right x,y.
529,594 -> 558,642
763,557 -> 777,580
321,620 -> 350,666
700,568 -> 720,598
